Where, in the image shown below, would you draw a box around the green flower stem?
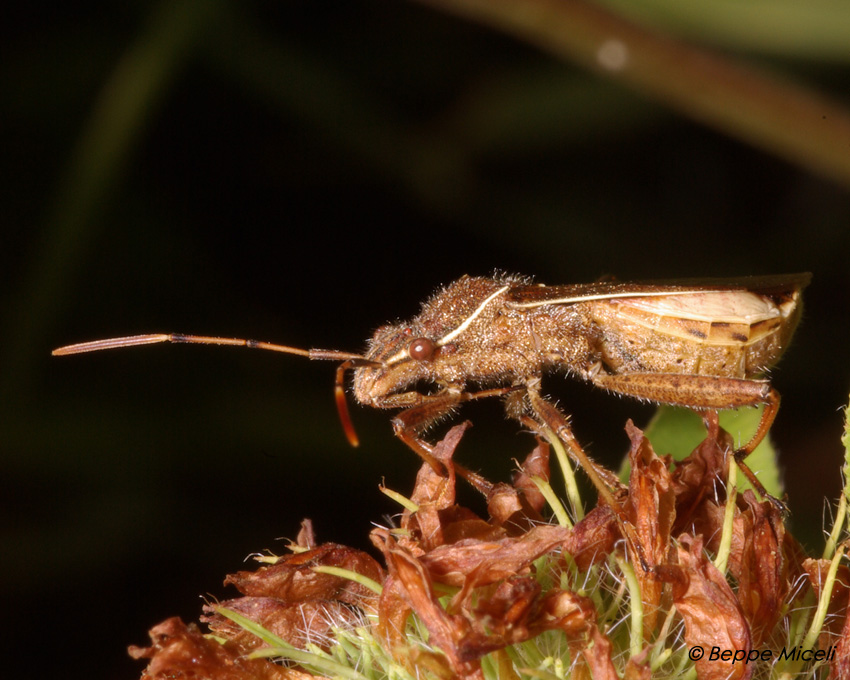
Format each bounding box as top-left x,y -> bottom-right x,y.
546,430 -> 585,521
801,544 -> 844,651
713,456 -> 738,574
823,493 -> 846,561
841,398 -> 850,503
311,565 -> 384,595
614,555 -> 644,658
532,476 -> 572,529
216,606 -> 370,680
380,485 -> 420,513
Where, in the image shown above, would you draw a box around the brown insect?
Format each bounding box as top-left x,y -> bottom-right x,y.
53,272 -> 810,507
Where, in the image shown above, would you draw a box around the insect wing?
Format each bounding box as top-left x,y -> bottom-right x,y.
505,273 -> 811,308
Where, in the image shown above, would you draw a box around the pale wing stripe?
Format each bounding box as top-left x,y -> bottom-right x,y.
386,284 -> 511,365
508,288 -> 727,308
438,284 -> 511,345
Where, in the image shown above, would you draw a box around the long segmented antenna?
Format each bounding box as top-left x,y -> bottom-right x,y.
52,333 -> 380,447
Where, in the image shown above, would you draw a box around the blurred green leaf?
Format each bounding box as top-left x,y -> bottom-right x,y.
599,0 -> 850,60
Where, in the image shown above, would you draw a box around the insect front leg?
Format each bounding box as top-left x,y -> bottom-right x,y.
389,389 -> 464,473
387,387 -> 515,495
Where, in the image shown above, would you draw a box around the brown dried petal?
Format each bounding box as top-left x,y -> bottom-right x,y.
804,557 -> 850,645
625,421 -> 676,566
419,524 -> 570,590
484,438 -> 550,531
399,423 -> 471,552
402,503 -> 446,554
677,500 -> 726,556
202,597 -> 356,652
672,535 -> 753,680
224,543 -> 384,606
624,421 -> 675,635
472,576 -> 541,639
383,538 -> 478,676
458,584 -> 594,661
129,617 -> 311,680
511,437 -> 550,514
381,532 -> 596,673
671,416 -> 734,544
403,504 -> 505,555
805,558 -> 850,613
830,584 -> 850,679
486,482 -> 528,530
622,649 -> 653,680
580,626 -> 620,680
535,588 -> 596,636
562,504 -> 620,571
672,414 -> 730,500
439,510 -> 507,545
407,423 -> 469,510
727,493 -> 788,646
295,519 -> 316,550
376,574 -> 414,655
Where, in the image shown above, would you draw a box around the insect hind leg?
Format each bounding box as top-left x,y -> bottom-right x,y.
596,370 -> 785,510
729,389 -> 786,512
595,371 -> 782,463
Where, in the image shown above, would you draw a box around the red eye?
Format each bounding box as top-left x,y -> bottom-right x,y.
408,337 -> 435,361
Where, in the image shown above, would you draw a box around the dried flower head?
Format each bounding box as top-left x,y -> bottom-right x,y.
130,407 -> 850,680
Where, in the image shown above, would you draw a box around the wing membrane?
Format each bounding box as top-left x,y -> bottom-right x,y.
506,273 -> 811,308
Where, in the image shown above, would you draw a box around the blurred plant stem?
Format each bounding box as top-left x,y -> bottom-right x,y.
414,0 -> 850,187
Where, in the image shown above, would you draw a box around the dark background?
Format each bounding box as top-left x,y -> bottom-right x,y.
3,2 -> 849,679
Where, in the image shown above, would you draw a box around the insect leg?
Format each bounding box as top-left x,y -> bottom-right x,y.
731,388 -> 785,509
595,372 -> 784,505
522,382 -> 658,571
523,380 -> 624,509
590,372 -> 772,411
591,372 -> 779,451
391,393 -> 462,470
732,386 -> 780,458
391,389 -> 512,496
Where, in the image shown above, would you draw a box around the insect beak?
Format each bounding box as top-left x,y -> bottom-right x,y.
308,350 -> 384,448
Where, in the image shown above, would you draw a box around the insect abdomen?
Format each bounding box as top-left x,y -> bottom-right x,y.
588,289 -> 803,379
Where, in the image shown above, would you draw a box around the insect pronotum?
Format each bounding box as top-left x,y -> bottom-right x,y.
53,272 -> 810,508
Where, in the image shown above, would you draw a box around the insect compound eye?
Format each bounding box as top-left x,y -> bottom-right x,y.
408,337 -> 436,361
